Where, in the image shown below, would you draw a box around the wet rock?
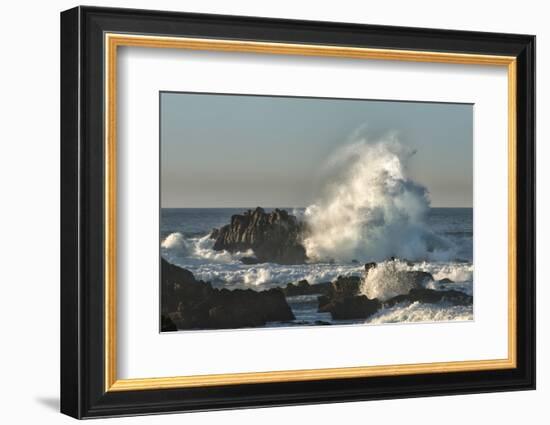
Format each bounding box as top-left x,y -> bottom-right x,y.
161,259 -> 213,314
384,288 -> 472,307
210,207 -> 307,264
330,275 -> 362,298
283,279 -> 332,296
161,259 -> 295,330
240,256 -> 262,265
438,278 -> 454,284
161,314 -> 178,332
317,295 -> 331,310
407,271 -> 434,286
319,295 -> 381,320
316,275 -> 380,319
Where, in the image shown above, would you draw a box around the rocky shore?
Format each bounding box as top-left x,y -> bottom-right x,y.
280,262 -> 472,321
161,258 -> 473,330
161,259 -> 295,331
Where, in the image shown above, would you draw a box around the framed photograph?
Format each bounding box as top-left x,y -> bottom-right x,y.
60,6 -> 535,419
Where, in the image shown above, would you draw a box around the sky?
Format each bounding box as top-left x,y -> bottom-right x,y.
160,92 -> 473,208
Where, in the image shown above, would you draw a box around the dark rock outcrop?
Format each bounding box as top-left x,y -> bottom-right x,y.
161,259 -> 213,314
239,256 -> 262,265
161,259 -> 295,330
283,279 -> 332,296
210,207 -> 307,264
316,274 -> 379,319
438,278 -> 454,284
207,288 -> 294,329
384,287 -> 473,307
330,275 -> 362,298
319,295 -> 381,320
161,314 -> 178,332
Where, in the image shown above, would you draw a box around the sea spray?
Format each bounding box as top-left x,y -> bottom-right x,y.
303,136 -> 451,262
360,259 -> 432,301
161,232 -> 190,254
161,232 -> 254,264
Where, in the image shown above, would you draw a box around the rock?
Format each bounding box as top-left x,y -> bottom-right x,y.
315,275 -> 377,319
208,288 -> 294,328
161,259 -> 213,314
407,271 -> 434,286
364,262 -> 377,274
438,278 -> 454,284
330,275 -> 362,298
160,314 -> 177,332
210,228 -> 220,240
240,256 -> 262,265
319,295 -> 381,320
317,295 -> 331,310
384,288 -> 472,307
283,280 -> 332,296
210,207 -> 307,264
161,259 -> 295,330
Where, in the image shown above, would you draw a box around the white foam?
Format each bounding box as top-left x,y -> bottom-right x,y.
361,260 -> 431,301
160,232 -> 189,253
161,232 -> 253,264
303,137 -> 455,262
367,301 -> 473,324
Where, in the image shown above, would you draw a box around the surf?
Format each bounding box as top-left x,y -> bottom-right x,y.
303,136 -> 455,263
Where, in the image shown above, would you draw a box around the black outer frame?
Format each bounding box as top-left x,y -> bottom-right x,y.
60,5 -> 535,419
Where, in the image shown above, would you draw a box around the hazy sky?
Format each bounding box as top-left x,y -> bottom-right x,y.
161,92 -> 472,208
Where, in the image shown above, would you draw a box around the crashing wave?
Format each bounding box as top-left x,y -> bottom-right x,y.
303,136 -> 455,262
161,232 -> 253,264
367,301 -> 473,324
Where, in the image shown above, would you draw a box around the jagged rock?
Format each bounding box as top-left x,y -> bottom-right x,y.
161,259 -> 295,330
210,207 -> 307,264
384,288 -> 472,307
319,295 -> 381,320
283,279 -> 332,296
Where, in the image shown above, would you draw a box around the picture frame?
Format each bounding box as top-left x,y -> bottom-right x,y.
60,5 -> 535,419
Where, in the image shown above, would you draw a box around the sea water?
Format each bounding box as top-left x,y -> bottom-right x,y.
160,207 -> 473,326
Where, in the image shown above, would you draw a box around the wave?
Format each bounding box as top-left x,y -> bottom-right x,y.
161,232 -> 191,254
367,301 -> 473,324
303,136 -> 457,263
161,231 -> 365,288
161,232 -> 472,291
360,259 -> 473,300
161,232 -> 253,264
360,260 -> 431,301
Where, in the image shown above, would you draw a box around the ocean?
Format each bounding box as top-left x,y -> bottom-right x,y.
160,207 -> 474,327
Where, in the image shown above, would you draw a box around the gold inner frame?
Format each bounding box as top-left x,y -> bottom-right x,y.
104,33 -> 517,392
